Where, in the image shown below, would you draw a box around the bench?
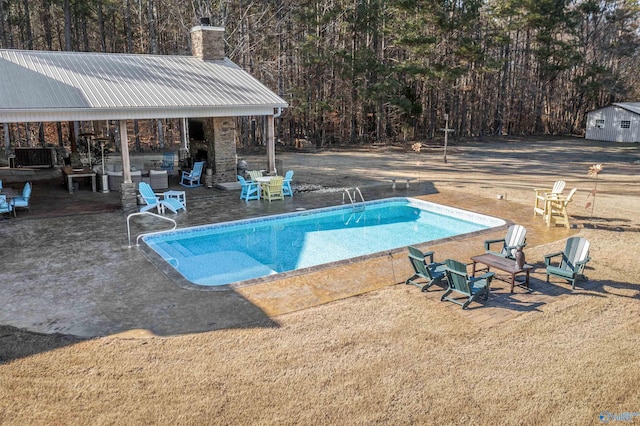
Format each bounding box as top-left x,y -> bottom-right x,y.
384,177 -> 416,189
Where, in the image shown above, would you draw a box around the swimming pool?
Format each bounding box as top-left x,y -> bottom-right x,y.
141,197 -> 505,287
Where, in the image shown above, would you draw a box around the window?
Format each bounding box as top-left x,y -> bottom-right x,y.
595,119 -> 605,128
620,120 -> 631,129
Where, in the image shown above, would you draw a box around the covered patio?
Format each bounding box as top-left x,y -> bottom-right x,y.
0,25 -> 287,210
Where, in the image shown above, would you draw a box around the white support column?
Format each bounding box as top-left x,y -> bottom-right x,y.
182,117 -> 189,150
119,120 -> 132,183
266,115 -> 276,174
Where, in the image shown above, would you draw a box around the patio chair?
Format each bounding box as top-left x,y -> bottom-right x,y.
544,236 -> 591,290
161,152 -> 174,173
180,161 -> 204,188
263,176 -> 284,201
0,195 -> 12,218
138,182 -> 185,214
545,188 -> 577,228
441,259 -> 494,309
534,180 -> 566,217
237,175 -> 260,201
282,170 -> 294,197
11,182 -> 31,217
405,246 -> 447,291
484,224 -> 527,259
247,170 -> 263,181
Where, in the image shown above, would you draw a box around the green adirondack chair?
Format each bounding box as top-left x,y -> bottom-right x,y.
441,259 -> 494,309
544,237 -> 591,290
405,246 -> 447,291
484,224 -> 527,260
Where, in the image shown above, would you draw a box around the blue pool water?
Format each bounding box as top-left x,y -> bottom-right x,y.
142,197 -> 505,286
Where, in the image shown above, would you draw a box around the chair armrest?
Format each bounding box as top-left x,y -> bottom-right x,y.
484,238 -> 505,251
544,251 -> 564,266
534,188 -> 551,196
422,250 -> 435,264
575,257 -> 591,267
470,272 -> 495,283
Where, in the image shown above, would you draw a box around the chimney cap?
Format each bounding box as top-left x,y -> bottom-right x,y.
200,17 -> 210,26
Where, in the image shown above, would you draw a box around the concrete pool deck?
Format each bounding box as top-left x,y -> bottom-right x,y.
0,170 -> 577,338
0,137 -> 636,338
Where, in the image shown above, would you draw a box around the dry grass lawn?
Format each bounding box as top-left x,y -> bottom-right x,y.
1,139 -> 639,425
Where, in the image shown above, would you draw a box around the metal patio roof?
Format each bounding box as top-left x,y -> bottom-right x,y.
0,49 -> 288,122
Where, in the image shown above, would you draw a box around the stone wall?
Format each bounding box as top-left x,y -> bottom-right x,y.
190,117 -> 237,184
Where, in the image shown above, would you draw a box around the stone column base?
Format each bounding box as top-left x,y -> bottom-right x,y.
120,182 -> 138,213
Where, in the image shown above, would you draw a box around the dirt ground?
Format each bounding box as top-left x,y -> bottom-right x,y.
0,137 -> 639,425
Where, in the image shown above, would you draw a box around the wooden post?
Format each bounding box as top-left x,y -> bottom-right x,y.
440,114 -> 454,164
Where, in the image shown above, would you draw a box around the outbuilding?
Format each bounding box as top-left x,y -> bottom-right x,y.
585,103 -> 640,143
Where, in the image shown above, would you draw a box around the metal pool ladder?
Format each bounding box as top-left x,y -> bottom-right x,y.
127,211 -> 177,248
343,188 -> 366,224
342,187 -> 366,210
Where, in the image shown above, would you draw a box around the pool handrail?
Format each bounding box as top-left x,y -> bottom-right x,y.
127,211 -> 177,248
342,188 -> 366,211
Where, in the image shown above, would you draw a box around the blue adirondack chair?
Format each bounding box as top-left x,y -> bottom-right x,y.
441,259 -> 494,309
405,246 -> 447,291
0,195 -> 13,218
11,182 -> 31,216
282,170 -> 294,197
238,175 -> 260,201
484,224 -> 527,260
180,161 -> 204,188
138,182 -> 185,214
544,237 -> 591,290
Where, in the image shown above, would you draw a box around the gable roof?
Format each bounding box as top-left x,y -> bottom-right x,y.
613,102 -> 640,115
0,49 -> 288,123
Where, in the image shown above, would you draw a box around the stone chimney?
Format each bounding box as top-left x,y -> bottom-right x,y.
190,24 -> 225,61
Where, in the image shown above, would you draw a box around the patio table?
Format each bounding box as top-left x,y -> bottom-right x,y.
470,252 -> 534,293
62,166 -> 96,194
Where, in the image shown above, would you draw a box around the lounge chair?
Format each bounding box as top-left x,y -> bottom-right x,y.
545,188 -> 577,228
237,175 -> 260,201
263,176 -> 284,201
11,182 -> 31,217
138,182 -> 185,214
534,180 -> 566,217
180,161 -> 204,187
484,224 -> 527,260
544,236 -> 591,290
0,195 -> 12,218
405,246 -> 447,291
441,259 -> 494,309
282,170 -> 294,197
